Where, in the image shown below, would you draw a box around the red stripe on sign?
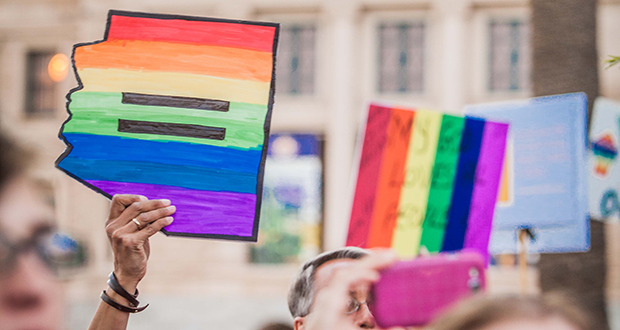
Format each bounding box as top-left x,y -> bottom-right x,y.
346,105 -> 392,247
107,15 -> 276,53
367,108 -> 415,248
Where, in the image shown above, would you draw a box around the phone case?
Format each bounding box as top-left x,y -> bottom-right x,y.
370,251 -> 485,328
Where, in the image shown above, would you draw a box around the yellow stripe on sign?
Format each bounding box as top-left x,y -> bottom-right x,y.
77,68 -> 272,106
392,110 -> 443,258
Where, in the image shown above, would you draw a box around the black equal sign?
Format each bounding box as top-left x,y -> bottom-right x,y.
118,92 -> 229,141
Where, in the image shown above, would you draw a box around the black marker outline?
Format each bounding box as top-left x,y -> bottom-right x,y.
122,92 -> 230,112
55,9 -> 280,242
118,119 -> 226,140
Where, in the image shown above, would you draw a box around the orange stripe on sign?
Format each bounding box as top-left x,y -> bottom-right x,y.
74,40 -> 273,83
367,108 -> 414,248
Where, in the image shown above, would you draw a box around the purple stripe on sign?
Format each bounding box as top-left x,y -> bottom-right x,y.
463,121 -> 508,264
88,180 -> 256,237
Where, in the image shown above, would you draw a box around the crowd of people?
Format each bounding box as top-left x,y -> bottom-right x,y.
0,132 -> 596,330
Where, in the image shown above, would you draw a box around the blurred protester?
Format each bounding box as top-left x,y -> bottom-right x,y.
429,294 -> 592,330
0,136 -> 53,329
297,248 -> 592,330
0,134 -> 66,330
0,132 -> 175,330
288,247 -> 398,330
258,321 -> 294,330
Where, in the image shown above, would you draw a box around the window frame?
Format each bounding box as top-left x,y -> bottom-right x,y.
361,9 -> 436,107
24,50 -> 58,118
256,12 -> 321,100
254,11 -> 326,133
470,6 -> 531,103
376,20 -> 426,95
487,17 -> 530,93
277,23 -> 318,96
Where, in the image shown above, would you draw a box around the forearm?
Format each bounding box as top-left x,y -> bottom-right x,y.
92,195 -> 173,330
87,284 -> 135,330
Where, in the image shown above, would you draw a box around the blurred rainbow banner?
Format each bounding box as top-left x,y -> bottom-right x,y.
56,10 -> 279,241
346,104 -> 508,261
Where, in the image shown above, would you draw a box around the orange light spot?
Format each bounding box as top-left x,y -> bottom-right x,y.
48,53 -> 69,82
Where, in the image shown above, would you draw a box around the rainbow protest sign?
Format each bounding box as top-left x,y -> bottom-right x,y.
56,10 -> 279,240
346,104 -> 508,261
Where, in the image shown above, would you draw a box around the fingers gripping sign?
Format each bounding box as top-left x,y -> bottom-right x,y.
105,194 -> 176,292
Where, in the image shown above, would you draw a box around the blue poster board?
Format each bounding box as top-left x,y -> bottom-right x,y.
465,93 -> 589,254
588,97 -> 620,221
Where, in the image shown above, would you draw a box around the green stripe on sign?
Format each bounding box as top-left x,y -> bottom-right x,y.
419,114 -> 465,253
62,91 -> 268,149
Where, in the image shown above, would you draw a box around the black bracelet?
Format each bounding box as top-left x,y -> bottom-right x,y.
101,290 -> 148,313
107,272 -> 140,307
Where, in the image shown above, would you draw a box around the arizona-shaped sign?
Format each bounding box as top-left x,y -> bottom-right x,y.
56,10 -> 279,241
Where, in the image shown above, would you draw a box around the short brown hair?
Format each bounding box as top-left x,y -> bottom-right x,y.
430,293 -> 592,330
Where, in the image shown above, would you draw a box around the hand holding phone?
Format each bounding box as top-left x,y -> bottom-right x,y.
370,251 -> 485,328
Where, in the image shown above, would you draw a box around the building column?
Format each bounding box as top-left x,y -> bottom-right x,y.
323,3 -> 357,250
435,0 -> 470,112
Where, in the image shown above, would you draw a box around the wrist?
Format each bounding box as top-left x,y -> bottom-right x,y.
113,271 -> 140,294
101,288 -> 149,314
106,272 -> 143,309
105,285 -> 131,306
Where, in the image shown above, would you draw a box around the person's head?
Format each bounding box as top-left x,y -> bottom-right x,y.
430,294 -> 592,330
288,247 -> 374,330
0,133 -> 64,330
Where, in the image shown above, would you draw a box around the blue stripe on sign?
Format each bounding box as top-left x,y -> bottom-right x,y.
63,133 -> 262,174
441,118 -> 486,252
57,157 -> 257,194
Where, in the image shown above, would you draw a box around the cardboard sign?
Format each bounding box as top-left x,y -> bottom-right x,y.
346,104 -> 508,262
56,10 -> 279,241
465,93 -> 589,253
588,97 -> 620,221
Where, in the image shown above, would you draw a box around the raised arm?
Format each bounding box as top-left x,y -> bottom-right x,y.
88,194 -> 176,330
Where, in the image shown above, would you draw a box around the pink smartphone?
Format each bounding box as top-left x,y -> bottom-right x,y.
370,251 -> 485,328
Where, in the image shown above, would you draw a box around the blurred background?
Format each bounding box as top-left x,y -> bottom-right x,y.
1,0 -> 619,329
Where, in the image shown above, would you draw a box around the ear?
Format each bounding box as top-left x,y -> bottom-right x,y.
293,317 -> 305,330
